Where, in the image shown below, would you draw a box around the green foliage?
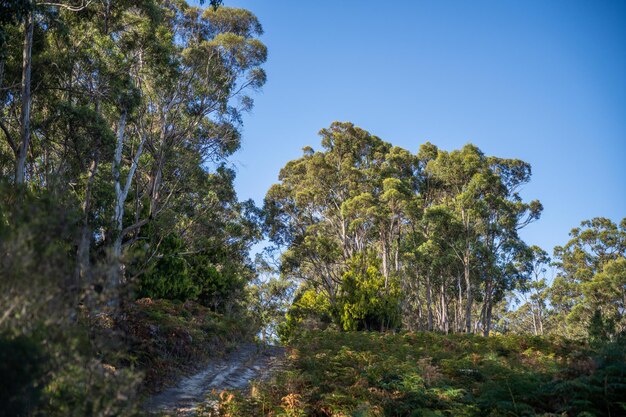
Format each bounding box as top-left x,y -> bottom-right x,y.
133,165 -> 261,312
280,287 -> 334,342
339,253 -> 401,331
0,0 -> 267,414
588,309 -> 612,345
0,184 -> 142,417
265,122 -> 542,336
248,259 -> 295,343
541,218 -> 626,340
138,234 -> 201,301
217,330 -> 626,417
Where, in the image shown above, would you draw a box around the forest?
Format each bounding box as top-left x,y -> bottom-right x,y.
0,1 -> 624,417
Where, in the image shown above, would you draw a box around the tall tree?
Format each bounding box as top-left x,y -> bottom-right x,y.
550,217 -> 626,339
268,123 -> 541,335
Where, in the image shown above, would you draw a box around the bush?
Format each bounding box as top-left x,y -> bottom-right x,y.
339,253 -> 401,331
0,334 -> 46,417
279,287 -> 334,342
138,234 -> 201,301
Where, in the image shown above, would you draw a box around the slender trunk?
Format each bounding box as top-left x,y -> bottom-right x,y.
110,111 -> 128,288
381,230 -> 389,288
76,156 -> 99,287
457,274 -> 463,332
341,217 -> 348,259
481,279 -> 493,336
452,301 -> 459,333
464,252 -> 472,333
415,270 -> 423,331
149,126 -> 167,217
484,298 -> 493,337
426,274 -> 433,331
394,236 -> 400,273
112,111 -> 127,232
16,6 -> 34,185
441,280 -> 448,334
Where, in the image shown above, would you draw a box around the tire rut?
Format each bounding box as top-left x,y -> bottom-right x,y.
144,344 -> 285,416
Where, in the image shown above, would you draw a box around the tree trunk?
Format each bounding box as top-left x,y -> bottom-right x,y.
16,5 -> 34,185
464,252 -> 472,333
457,274 -> 463,332
415,271 -> 423,331
76,156 -> 99,288
112,111 -> 127,229
536,302 -> 544,336
482,279 -> 493,336
426,274 -> 433,331
440,280 -> 448,334
110,110 -> 128,289
381,229 -> 389,288
149,125 -> 168,218
530,302 -> 538,336
484,298 -> 493,337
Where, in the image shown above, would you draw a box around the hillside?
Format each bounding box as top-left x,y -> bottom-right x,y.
211,330 -> 626,417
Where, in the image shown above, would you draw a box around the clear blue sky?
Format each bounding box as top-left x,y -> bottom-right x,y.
202,0 -> 626,255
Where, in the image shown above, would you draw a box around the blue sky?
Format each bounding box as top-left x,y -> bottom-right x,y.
203,0 -> 626,256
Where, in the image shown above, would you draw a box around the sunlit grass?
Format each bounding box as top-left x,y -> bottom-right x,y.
207,330 -> 626,417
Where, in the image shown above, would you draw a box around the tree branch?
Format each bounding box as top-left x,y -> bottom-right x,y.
0,118 -> 17,154
38,0 -> 94,12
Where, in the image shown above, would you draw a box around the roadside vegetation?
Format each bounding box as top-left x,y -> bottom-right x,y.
214,330 -> 626,417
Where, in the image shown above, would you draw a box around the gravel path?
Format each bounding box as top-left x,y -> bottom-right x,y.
144,344 -> 285,416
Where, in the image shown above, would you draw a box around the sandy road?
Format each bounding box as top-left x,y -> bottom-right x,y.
144,344 -> 285,416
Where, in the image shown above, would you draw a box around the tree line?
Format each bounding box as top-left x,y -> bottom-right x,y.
265,122 -> 625,341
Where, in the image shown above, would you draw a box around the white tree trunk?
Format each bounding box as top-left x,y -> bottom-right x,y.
16,6 -> 34,185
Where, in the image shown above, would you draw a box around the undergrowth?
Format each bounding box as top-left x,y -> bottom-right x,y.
119,298 -> 256,394
208,330 -> 626,417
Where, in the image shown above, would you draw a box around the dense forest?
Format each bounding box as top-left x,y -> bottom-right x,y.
0,1 -> 624,417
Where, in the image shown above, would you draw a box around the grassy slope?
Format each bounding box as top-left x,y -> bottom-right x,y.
119,298 -> 255,394
214,330 -> 626,417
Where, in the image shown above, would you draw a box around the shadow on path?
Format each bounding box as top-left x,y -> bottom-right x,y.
144,344 -> 285,416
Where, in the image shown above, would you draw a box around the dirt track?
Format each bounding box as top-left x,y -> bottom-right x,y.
144,344 -> 285,416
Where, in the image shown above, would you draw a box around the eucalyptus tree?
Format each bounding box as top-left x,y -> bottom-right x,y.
0,1 -> 142,290
268,124 -> 543,335
550,217 -> 626,339
424,144 -> 487,332
0,1 -> 270,412
134,165 -> 263,312
520,245 -> 551,336
0,1 -> 96,186
265,122 -> 415,319
103,3 -> 267,290
0,0 -> 267,284
475,157 -> 542,335
266,122 -> 390,306
423,145 -> 541,335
